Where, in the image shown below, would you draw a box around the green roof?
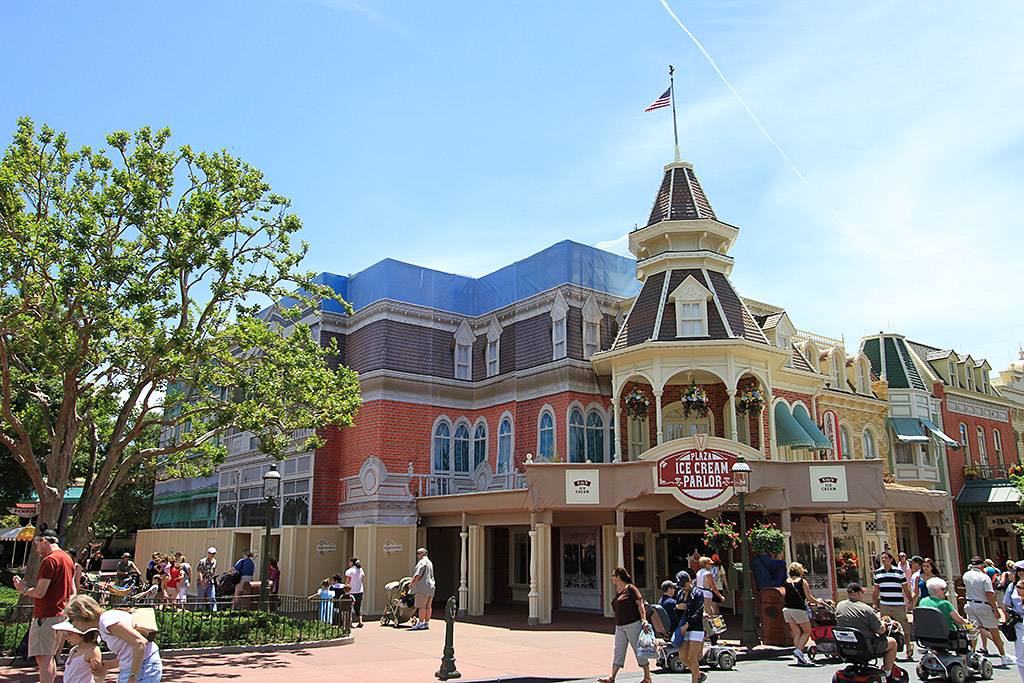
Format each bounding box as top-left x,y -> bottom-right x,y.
863,338 -> 882,379
883,337 -> 910,388
895,338 -> 927,390
27,487 -> 83,503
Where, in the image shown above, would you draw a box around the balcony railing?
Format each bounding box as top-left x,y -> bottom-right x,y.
963,463 -> 1009,481
412,470 -> 526,497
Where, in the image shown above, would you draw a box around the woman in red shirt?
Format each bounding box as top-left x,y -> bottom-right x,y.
164,561 -> 181,605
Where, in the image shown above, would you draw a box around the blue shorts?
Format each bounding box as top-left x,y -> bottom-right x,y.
117,654 -> 162,683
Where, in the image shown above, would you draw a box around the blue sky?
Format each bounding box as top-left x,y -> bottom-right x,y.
3,1 -> 1022,369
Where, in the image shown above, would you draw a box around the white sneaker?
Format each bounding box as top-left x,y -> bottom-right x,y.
1002,655 -> 1015,666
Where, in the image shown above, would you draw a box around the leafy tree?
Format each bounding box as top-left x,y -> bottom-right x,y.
0,118 -> 361,553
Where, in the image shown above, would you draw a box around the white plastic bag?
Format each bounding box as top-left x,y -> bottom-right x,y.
637,622 -> 658,660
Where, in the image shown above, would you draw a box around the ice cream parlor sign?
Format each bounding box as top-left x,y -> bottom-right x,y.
654,437 -> 737,510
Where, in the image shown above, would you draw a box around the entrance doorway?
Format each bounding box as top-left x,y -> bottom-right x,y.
560,528 -> 600,611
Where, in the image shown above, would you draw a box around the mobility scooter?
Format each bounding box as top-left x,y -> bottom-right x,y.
831,622 -> 909,683
912,606 -> 992,682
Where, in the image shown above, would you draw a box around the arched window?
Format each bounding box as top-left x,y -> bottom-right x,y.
497,418 -> 512,473
569,408 -> 586,463
433,422 -> 451,472
538,411 -> 555,460
862,429 -> 877,459
993,429 -> 1003,466
840,426 -> 851,460
960,423 -> 972,462
454,424 -> 471,473
976,426 -> 987,460
586,411 -> 605,463
473,423 -> 487,470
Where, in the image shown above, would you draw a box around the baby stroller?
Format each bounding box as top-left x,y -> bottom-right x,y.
216,571 -> 240,597
379,577 -> 417,627
912,607 -> 991,683
808,600 -> 840,662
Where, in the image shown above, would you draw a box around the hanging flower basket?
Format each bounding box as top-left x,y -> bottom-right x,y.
747,522 -> 785,555
1007,462 -> 1023,479
703,519 -> 740,551
736,388 -> 764,415
963,464 -> 981,480
682,380 -> 709,418
623,388 -> 650,419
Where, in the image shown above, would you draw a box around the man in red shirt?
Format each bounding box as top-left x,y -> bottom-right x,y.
13,528 -> 76,683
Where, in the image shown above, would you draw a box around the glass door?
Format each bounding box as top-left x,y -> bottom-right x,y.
561,528 -> 600,611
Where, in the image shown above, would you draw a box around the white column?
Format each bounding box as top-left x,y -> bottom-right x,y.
528,515 -> 539,625
874,511 -> 888,553
781,509 -> 793,565
767,393 -> 778,457
654,390 -> 664,445
929,526 -> 941,567
615,509 -> 626,568
468,524 -> 484,616
611,397 -> 621,463
939,532 -> 952,576
459,528 -> 469,617
727,389 -> 738,442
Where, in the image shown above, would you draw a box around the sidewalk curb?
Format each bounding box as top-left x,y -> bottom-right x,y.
161,635 -> 355,656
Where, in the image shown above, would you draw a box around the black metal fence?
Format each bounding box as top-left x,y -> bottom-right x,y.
0,593 -> 352,659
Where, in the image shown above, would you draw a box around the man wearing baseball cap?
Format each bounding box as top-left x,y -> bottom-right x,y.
962,556 -> 1011,665
12,528 -> 76,683
197,547 -> 218,611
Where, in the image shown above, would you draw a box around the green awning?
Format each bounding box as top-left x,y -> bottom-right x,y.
793,405 -> 833,450
921,419 -> 961,449
774,403 -> 815,449
887,417 -> 930,444
957,481 -> 1020,507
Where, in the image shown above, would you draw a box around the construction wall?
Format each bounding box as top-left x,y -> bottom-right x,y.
135,525 -> 350,598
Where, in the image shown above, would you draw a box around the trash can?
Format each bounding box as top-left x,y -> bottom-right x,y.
759,587 -> 789,646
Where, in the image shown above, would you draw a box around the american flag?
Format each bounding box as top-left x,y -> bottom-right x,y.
644,87 -> 671,112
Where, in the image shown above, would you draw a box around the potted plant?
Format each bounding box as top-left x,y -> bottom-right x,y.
963,464 -> 982,480
747,522 -> 785,555
703,518 -> 740,551
682,380 -> 709,418
623,387 -> 650,419
736,387 -> 764,415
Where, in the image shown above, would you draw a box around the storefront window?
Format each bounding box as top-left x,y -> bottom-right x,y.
281,496 -> 309,525
216,503 -> 237,528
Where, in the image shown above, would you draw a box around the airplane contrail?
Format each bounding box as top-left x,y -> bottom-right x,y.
657,0 -> 840,220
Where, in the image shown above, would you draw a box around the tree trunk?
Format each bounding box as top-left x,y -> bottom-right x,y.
65,498 -> 101,553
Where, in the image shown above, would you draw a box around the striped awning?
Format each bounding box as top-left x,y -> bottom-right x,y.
921,418 -> 961,449
793,405 -> 833,450
0,527 -> 22,542
774,402 -> 815,449
887,417 -> 930,444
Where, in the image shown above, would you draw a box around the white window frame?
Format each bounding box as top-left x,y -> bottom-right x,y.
585,410 -> 606,463
552,318 -> 567,360
567,407 -> 586,463
582,294 -> 602,360
839,425 -> 852,460
537,408 -> 556,460
778,333 -> 793,367
432,419 -> 452,473
453,422 -> 471,474
454,320 -> 475,381
627,415 -> 649,460
862,428 -> 877,459
965,367 -> 973,391
977,426 -> 987,460
960,423 -> 972,462
486,340 -> 499,377
472,420 -> 488,470
948,361 -> 957,387
497,416 -> 513,474
668,275 -> 711,339
993,429 -> 1003,465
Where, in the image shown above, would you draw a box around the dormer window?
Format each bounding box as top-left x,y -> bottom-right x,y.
454,320 -> 475,381
948,361 -> 956,387
582,294 -> 602,360
485,317 -> 502,378
668,275 -> 712,338
859,360 -> 871,394
965,367 -> 973,391
778,333 -> 792,367
551,290 -> 569,360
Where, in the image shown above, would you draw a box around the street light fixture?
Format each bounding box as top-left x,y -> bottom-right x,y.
731,455 -> 758,650
259,463 -> 281,612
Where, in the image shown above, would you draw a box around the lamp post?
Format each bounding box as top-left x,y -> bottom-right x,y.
731,455 -> 758,649
259,463 -> 281,612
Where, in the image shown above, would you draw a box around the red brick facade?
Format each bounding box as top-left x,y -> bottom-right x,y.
934,382 -> 1018,497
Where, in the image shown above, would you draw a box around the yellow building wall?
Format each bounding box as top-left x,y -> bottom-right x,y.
354,525 -> 418,616
818,394 -> 891,472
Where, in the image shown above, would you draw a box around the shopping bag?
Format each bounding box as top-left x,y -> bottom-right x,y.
131,607 -> 159,641
637,622 -> 658,660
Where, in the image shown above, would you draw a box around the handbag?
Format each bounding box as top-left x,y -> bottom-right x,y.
999,612 -> 1020,642
637,622 -> 658,660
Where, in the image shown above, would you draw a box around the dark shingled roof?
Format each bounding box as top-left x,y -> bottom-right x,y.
706,271 -> 769,344
645,164 -> 717,227
612,268 -> 768,350
791,345 -> 815,373
613,271 -> 666,349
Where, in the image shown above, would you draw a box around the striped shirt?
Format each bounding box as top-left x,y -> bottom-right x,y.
873,566 -> 908,606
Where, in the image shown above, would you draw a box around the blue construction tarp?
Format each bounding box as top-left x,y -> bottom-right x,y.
284,240 -> 640,317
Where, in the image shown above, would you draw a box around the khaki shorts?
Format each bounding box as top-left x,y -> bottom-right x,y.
965,602 -> 999,630
880,604 -> 911,640
28,616 -> 66,657
782,607 -> 810,624
413,591 -> 434,609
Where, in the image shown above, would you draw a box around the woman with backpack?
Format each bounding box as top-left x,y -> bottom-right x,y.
598,566 -> 652,683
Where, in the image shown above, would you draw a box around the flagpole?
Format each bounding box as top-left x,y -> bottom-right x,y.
669,65 -> 680,162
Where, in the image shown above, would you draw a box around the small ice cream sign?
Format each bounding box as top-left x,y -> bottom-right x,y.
809,466 -> 848,502
565,469 -> 600,504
